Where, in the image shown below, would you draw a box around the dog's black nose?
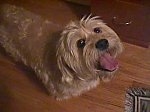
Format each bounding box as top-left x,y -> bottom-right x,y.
95,39 -> 109,50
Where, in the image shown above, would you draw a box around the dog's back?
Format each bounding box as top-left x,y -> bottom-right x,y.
0,4 -> 58,67
0,4 -> 63,93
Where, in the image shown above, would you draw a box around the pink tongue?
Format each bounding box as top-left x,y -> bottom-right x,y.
100,53 -> 119,71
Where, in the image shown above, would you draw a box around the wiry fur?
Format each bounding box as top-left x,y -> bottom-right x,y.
0,4 -> 123,100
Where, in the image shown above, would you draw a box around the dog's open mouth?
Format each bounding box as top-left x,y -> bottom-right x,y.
97,51 -> 119,72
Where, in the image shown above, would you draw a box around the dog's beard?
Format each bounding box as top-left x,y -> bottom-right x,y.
83,40 -> 122,80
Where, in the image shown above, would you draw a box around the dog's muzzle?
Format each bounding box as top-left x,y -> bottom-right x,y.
95,39 -> 119,72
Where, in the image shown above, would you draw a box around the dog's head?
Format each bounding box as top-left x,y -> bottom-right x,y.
57,15 -> 123,83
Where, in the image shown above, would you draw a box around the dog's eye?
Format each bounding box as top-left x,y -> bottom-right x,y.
94,27 -> 102,33
77,39 -> 85,48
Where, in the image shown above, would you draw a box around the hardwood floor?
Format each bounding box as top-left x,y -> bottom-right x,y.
0,0 -> 150,112
0,43 -> 150,112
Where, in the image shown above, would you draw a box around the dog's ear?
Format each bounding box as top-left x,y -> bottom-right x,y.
56,29 -> 74,84
57,55 -> 74,83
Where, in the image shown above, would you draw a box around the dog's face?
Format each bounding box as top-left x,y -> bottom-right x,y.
57,16 -> 123,83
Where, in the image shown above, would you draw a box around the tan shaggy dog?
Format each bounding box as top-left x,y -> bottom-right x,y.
0,4 -> 123,100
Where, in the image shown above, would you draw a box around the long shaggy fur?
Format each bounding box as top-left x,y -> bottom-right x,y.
0,4 -> 123,99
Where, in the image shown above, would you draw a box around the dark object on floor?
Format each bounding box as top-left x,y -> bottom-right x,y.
125,88 -> 150,112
